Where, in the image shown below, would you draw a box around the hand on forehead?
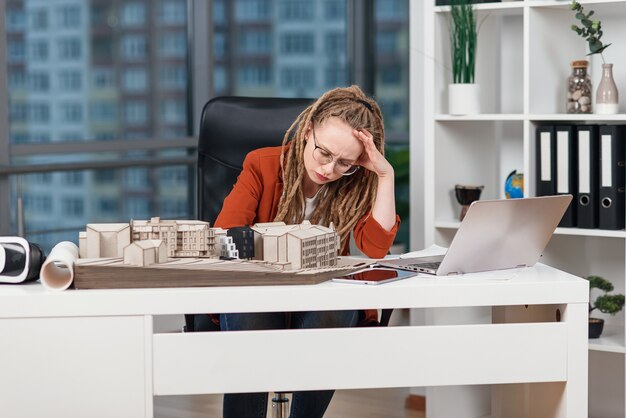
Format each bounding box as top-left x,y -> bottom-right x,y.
313,117 -> 365,161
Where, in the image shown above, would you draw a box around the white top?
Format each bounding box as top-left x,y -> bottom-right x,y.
304,186 -> 325,220
0,245 -> 5,272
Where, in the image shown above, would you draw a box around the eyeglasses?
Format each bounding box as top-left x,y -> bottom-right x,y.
311,128 -> 360,176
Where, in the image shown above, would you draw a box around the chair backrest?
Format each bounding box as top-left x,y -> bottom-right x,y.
197,96 -> 313,224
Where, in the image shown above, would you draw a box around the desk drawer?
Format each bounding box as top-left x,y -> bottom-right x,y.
153,322 -> 567,395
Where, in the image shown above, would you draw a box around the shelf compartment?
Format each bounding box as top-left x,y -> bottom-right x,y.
435,1 -> 524,15
434,10 -> 523,115
589,324 -> 626,353
529,114 -> 626,121
435,114 -> 525,121
434,121 -> 524,222
529,5 -> 626,114
435,220 -> 626,238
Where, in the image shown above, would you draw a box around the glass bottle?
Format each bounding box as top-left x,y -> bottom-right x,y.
566,60 -> 592,114
596,63 -> 619,114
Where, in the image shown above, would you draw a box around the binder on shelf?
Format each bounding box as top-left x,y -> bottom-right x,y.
555,125 -> 577,227
536,125 -> 556,197
598,125 -> 626,230
576,125 -> 599,229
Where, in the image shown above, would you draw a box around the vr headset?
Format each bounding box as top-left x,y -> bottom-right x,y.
0,237 -> 46,284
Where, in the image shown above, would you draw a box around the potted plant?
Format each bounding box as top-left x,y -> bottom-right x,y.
448,0 -> 480,115
586,275 -> 625,338
570,1 -> 618,114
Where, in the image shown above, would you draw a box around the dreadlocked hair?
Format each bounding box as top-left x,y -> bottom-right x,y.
274,85 -> 385,250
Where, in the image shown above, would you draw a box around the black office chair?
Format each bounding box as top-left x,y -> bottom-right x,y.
188,96 -> 394,416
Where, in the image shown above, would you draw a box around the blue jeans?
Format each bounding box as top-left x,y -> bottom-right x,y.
220,310 -> 360,418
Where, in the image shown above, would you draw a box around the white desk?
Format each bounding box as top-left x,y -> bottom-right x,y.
0,264 -> 588,418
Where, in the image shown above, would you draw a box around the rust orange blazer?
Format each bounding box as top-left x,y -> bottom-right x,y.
214,145 -> 401,325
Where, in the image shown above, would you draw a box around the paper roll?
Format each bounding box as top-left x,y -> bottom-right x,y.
40,241 -> 79,291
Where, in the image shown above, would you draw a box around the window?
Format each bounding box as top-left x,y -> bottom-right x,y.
237,66 -> 271,87
125,197 -> 150,219
95,170 -> 116,184
380,66 -> 401,85
121,34 -> 147,60
238,30 -> 272,55
57,5 -> 81,28
122,68 -> 149,92
58,38 -> 81,59
3,1 -> 194,243
160,100 -> 186,124
30,9 -> 48,30
28,103 -> 50,122
28,72 -> 50,92
279,0 -> 314,20
124,101 -> 148,124
160,199 -> 188,217
90,102 -> 118,122
92,68 -> 116,89
158,0 -> 187,25
281,67 -> 315,89
213,0 -> 226,24
235,0 -> 272,22
159,166 -> 187,185
159,66 -> 186,90
325,67 -> 347,88
7,41 -> 26,62
376,0 -> 403,19
121,2 -> 146,27
62,197 -> 84,217
29,40 -> 48,61
325,32 -> 345,55
59,71 -> 82,91
214,33 -> 226,58
23,194 -> 53,214
92,36 -> 113,61
158,32 -> 186,57
8,72 -> 26,90
377,30 -> 398,54
63,172 -> 84,186
280,33 -> 314,55
124,168 -> 150,189
324,0 -> 346,20
6,9 -> 26,32
61,103 -> 83,123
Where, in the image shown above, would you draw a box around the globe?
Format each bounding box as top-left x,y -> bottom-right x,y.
505,170 -> 524,199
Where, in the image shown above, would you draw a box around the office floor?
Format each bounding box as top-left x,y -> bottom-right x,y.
154,388 -> 424,418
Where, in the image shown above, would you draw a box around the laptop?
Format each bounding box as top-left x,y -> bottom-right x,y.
379,195 -> 572,276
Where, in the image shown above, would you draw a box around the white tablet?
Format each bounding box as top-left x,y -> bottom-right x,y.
331,266 -> 417,285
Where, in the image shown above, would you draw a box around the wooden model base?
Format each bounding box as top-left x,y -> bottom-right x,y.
73,257 -> 369,289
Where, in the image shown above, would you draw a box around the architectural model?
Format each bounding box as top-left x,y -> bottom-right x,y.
123,240 -> 168,267
79,217 -> 340,271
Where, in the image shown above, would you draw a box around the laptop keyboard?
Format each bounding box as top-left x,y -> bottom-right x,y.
409,262 -> 441,270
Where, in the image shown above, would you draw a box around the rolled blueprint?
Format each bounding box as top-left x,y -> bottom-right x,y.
40,241 -> 79,291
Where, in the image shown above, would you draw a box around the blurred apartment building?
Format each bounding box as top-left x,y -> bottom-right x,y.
4,0 -> 408,251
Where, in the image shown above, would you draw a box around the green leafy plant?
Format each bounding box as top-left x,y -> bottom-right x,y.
450,0 -> 477,84
570,1 -> 611,62
586,275 -> 625,315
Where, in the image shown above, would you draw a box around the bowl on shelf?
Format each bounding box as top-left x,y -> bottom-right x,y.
454,184 -> 484,221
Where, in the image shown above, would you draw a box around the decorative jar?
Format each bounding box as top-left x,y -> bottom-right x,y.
566,60 -> 592,114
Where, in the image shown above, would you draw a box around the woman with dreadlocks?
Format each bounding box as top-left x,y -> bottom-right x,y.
214,85 -> 399,418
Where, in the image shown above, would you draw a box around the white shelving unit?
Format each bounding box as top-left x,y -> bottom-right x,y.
419,1 -> 626,417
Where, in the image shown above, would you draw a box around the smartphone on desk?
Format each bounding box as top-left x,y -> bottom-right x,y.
331,266 -> 417,285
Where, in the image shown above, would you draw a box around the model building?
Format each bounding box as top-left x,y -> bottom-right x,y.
79,218 -> 340,271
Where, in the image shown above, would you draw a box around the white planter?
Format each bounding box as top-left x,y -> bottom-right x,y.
448,83 -> 480,116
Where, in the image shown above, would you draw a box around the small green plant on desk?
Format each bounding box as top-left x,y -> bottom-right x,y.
586,275 -> 625,339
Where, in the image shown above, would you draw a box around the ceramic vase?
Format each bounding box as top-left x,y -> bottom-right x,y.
448,83 -> 480,116
596,63 -> 619,115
